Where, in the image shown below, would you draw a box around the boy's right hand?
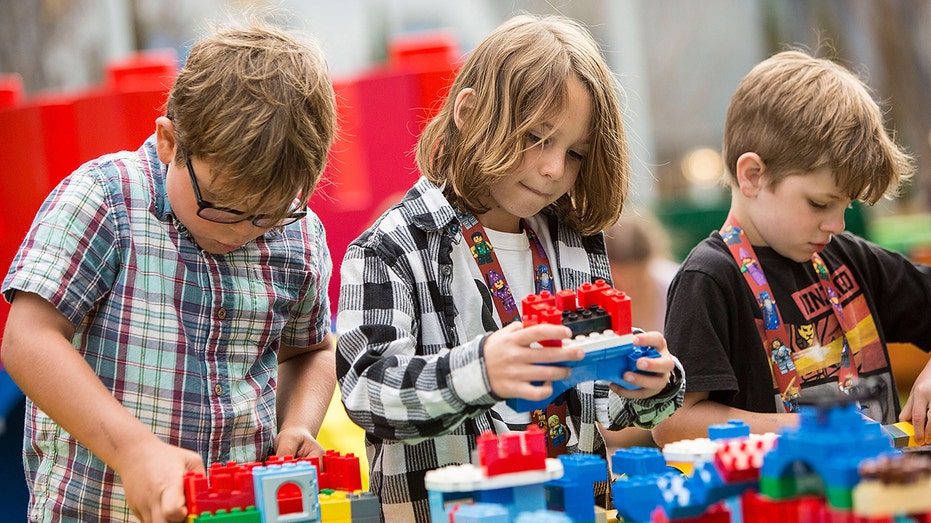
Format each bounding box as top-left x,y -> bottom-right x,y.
116,437 -> 205,523
484,322 -> 583,402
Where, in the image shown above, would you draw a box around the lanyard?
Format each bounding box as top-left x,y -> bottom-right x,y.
456,209 -> 567,456
721,214 -> 858,412
457,209 -> 554,325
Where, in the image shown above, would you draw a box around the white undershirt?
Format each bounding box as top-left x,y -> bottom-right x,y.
483,227 -> 533,316
483,227 -> 536,427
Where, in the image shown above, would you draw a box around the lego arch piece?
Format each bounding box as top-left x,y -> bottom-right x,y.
252,462 -> 321,523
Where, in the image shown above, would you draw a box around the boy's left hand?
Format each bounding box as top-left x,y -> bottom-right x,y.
608,330 -> 675,400
899,358 -> 931,445
274,427 -> 325,458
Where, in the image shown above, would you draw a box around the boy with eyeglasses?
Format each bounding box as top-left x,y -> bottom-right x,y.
1,19 -> 336,522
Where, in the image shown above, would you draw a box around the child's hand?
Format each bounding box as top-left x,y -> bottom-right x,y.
899,359 -> 931,445
117,437 -> 205,523
484,322 -> 583,402
609,330 -> 675,400
274,427 -> 326,458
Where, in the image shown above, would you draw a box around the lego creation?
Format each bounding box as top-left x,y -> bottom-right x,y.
506,280 -> 661,412
184,451 -> 377,523
424,425 -> 607,523
611,389 -> 931,523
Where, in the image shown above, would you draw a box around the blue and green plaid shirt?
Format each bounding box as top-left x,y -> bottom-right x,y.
3,135 -> 332,521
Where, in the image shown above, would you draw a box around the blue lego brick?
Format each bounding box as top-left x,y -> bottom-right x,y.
513,509 -> 573,523
544,454 -> 607,523
611,447 -> 667,477
708,420 -> 751,441
506,336 -> 660,412
612,473 -> 673,522
449,502 -> 509,523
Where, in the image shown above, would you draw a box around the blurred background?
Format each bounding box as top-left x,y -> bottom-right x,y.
3,0 -> 930,257
1,0 -> 930,516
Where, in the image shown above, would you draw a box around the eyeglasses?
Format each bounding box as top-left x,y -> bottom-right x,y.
185,157 -> 306,228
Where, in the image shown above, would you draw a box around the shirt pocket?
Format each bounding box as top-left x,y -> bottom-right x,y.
227,265 -> 311,346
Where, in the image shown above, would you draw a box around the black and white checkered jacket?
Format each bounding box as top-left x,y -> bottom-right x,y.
336,177 -> 684,523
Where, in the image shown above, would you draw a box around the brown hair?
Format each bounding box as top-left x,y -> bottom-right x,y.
166,19 -> 336,220
722,50 -> 913,204
416,14 -> 629,235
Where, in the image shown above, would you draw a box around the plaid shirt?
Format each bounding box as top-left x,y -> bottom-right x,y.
2,136 -> 332,521
336,177 -> 684,523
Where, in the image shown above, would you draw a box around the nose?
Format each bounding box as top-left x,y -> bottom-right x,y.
821,208 -> 846,235
225,220 -> 261,242
539,149 -> 566,179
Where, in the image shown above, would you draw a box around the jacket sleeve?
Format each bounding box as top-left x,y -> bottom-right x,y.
597,355 -> 686,430
335,235 -> 498,443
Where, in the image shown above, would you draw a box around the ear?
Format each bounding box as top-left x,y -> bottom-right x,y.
155,116 -> 178,165
735,152 -> 765,197
453,88 -> 476,130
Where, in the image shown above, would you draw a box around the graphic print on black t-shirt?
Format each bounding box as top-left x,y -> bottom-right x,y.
760,262 -> 890,415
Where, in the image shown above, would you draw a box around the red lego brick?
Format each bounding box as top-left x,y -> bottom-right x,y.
317,451 -> 363,492
477,425 -> 547,476
183,462 -> 259,516
555,289 -> 577,311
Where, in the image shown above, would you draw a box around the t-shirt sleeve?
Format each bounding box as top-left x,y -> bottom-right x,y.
844,235 -> 931,351
2,169 -> 120,325
664,241 -> 741,398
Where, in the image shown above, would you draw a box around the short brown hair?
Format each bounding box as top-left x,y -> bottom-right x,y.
416,14 -> 629,235
167,19 -> 336,220
722,50 -> 913,203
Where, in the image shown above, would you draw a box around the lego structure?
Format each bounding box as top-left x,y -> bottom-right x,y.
184,450 -> 378,523
506,280 -> 661,412
424,425 -> 608,523
611,397 -> 931,523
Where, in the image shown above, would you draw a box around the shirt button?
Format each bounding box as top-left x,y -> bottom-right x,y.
215,384 -> 223,396
442,265 -> 452,276
217,308 -> 227,320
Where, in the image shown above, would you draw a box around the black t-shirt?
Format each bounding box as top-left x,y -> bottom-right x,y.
665,231 -> 931,424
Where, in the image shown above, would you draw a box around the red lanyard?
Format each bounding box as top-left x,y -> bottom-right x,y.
457,210 -> 554,325
457,209 -> 568,456
721,214 -> 858,412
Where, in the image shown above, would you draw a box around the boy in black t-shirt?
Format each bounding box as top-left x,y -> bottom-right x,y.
654,50 -> 931,447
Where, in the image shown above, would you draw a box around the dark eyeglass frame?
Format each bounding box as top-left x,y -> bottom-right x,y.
185,156 -> 306,228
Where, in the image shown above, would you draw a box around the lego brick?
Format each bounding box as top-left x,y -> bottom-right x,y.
477,426 -> 547,476
707,420 -> 751,441
320,490 -> 351,522
513,510 -> 573,523
184,462 -> 258,516
193,507 -> 261,522
881,421 -> 914,448
712,433 -> 778,483
611,447 -> 667,477
506,330 -> 655,412
252,461 -> 320,522
347,492 -> 380,521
